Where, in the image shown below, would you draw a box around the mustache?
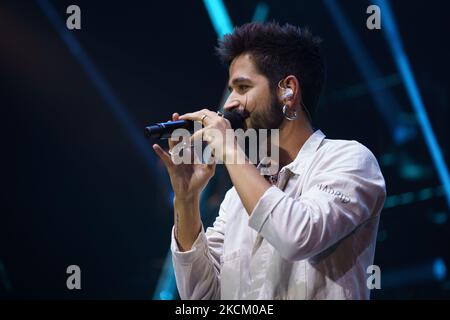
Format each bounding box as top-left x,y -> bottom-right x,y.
233,108 -> 250,120
241,109 -> 251,119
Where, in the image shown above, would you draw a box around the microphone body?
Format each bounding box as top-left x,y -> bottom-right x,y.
145,120 -> 194,139
145,111 -> 246,139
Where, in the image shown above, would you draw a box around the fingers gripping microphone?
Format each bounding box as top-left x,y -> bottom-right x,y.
145,111 -> 246,139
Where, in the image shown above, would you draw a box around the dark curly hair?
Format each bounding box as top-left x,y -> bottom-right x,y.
216,21 -> 325,120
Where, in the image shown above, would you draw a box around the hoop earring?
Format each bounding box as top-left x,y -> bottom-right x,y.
283,104 -> 298,121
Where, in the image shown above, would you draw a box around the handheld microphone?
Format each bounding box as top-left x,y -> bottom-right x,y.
145,111 -> 246,139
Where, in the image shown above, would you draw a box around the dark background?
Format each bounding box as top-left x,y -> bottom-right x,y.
0,0 -> 449,299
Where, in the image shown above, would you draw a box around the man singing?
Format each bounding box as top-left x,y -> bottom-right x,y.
152,22 -> 386,299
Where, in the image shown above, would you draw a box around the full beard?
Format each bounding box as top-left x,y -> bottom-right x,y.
249,93 -> 284,131
244,93 -> 284,165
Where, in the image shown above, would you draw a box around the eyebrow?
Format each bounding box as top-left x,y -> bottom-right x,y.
228,76 -> 252,89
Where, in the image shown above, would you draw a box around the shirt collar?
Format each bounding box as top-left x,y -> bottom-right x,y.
282,129 -> 326,175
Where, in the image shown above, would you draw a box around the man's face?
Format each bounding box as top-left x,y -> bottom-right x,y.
224,53 -> 284,131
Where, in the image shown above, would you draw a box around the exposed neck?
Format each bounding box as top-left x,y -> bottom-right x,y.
276,111 -> 314,169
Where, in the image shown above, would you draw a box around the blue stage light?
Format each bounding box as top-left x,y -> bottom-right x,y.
433,258 -> 447,281
375,0 -> 450,209
202,0 -> 233,39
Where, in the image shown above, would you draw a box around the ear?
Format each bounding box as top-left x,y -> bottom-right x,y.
282,88 -> 294,100
279,75 -> 301,106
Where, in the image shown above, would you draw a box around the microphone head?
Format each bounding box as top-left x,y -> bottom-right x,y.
223,110 -> 247,131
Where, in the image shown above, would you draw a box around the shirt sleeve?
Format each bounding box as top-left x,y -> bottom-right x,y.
248,142 -> 386,262
171,189 -> 231,299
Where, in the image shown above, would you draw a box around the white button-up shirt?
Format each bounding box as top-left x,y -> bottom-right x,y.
171,130 -> 386,300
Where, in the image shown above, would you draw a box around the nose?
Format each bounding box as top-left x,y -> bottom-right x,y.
223,96 -> 241,112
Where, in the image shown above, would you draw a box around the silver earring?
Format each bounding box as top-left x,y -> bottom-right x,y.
283,105 -> 298,120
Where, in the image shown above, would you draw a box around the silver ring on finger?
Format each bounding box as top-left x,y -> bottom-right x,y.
201,114 -> 208,125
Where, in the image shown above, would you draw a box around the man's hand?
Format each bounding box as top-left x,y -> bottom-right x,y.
152,112 -> 216,201
179,109 -> 236,163
152,112 -> 217,251
179,110 -> 272,217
